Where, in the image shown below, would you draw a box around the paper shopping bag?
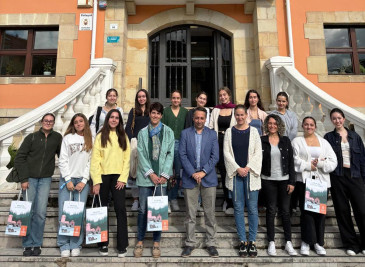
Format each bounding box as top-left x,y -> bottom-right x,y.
5,190 -> 32,236
58,192 -> 85,237
304,173 -> 328,215
147,185 -> 168,231
85,195 -> 108,244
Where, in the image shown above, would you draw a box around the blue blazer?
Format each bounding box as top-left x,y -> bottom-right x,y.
179,126 -> 219,189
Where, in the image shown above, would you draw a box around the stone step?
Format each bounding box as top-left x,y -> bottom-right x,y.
0,225 -> 344,249
1,247 -> 363,267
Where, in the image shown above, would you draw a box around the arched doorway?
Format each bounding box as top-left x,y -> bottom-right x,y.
149,25 -> 233,107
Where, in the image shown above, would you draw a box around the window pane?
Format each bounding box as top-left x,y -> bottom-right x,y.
0,55 -> 26,75
359,54 -> 365,74
32,55 -> 57,75
1,30 -> 28,49
324,28 -> 350,48
326,54 -> 353,74
356,29 -> 365,48
34,31 -> 58,49
166,66 -> 186,98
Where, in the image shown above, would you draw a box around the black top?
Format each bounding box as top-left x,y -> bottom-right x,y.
232,127 -> 250,168
125,108 -> 150,140
218,115 -> 231,132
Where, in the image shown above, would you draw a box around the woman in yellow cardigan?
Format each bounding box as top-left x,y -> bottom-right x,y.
90,109 -> 130,258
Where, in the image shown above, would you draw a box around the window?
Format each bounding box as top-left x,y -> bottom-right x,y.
0,28 -> 58,76
324,26 -> 365,75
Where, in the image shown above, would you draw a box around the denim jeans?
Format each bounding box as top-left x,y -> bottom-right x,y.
22,177 -> 52,248
232,174 -> 259,242
168,140 -> 181,201
138,186 -> 167,242
57,177 -> 89,251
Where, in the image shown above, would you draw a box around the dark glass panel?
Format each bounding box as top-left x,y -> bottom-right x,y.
355,29 -> 365,48
326,53 -> 353,74
166,66 -> 186,98
31,55 -> 57,75
324,28 -> 350,48
359,54 -> 365,74
1,30 -> 28,49
34,30 -> 59,49
0,55 -> 26,75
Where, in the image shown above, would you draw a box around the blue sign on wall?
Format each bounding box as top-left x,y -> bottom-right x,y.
107,36 -> 120,43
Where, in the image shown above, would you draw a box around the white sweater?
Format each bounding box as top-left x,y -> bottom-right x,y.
291,134 -> 337,188
59,133 -> 92,184
223,126 -> 262,191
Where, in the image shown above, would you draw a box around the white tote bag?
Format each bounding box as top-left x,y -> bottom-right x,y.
85,194 -> 108,244
304,172 -> 328,215
147,185 -> 168,231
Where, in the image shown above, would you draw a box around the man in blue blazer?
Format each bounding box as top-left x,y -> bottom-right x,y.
179,107 -> 220,258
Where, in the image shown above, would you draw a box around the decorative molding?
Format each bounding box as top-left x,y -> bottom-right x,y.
186,1 -> 195,16
126,0 -> 136,15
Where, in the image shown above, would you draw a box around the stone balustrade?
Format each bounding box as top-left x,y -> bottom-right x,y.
266,56 -> 365,141
0,58 -> 116,190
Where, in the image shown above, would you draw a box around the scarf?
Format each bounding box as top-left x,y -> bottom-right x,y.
214,102 -> 236,109
148,122 -> 162,161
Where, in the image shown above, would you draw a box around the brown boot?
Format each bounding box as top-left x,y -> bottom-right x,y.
133,244 -> 143,258
152,245 -> 161,258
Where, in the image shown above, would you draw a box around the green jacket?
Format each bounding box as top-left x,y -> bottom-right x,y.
136,124 -> 174,187
14,128 -> 62,182
161,106 -> 188,140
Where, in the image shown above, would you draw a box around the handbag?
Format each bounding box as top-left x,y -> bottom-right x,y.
5,190 -> 32,236
85,194 -> 108,244
6,167 -> 20,183
304,171 -> 328,214
147,185 -> 168,231
58,191 -> 85,237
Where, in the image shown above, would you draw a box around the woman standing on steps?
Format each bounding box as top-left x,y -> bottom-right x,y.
223,105 -> 262,258
244,89 -> 267,136
57,113 -> 92,258
209,87 -> 236,215
89,88 -> 124,138
90,109 -> 130,258
161,90 -> 188,212
125,89 -> 151,211
184,91 -> 211,128
292,116 -> 337,256
324,108 -> 365,256
260,114 -> 297,256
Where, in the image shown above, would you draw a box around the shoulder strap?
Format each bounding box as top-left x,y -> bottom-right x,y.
131,108 -> 136,136
95,106 -> 103,133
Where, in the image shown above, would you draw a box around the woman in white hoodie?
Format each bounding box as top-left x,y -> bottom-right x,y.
57,113 -> 93,258
292,116 -> 337,256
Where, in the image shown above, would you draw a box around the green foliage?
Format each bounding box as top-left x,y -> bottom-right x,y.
149,206 -> 168,220
86,216 -> 108,231
6,143 -> 17,169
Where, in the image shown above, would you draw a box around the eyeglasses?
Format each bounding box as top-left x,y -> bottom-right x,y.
43,120 -> 55,124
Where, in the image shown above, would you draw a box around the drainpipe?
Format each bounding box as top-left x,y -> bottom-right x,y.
90,0 -> 98,63
285,0 -> 294,66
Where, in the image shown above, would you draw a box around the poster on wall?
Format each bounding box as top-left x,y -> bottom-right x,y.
79,13 -> 93,31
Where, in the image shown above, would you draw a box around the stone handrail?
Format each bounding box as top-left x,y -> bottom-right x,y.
0,58 -> 116,187
266,56 -> 365,140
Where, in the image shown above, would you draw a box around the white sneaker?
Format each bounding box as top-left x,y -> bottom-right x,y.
300,241 -> 310,256
61,250 -> 70,258
131,200 -> 139,211
225,207 -> 234,215
168,202 -> 171,214
314,243 -> 326,256
267,241 -> 277,256
171,199 -> 180,211
198,202 -> 204,212
71,248 -> 80,257
285,241 -> 297,256
346,249 -> 356,256
362,250 -> 365,255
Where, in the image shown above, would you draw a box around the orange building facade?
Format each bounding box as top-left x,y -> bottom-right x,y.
0,0 -> 364,120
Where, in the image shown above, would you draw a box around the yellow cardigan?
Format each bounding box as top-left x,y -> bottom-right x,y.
90,131 -> 130,184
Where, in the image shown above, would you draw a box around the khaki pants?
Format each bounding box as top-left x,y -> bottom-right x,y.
184,184 -> 217,247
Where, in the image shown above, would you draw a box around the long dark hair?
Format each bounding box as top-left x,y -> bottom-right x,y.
64,113 -> 93,152
276,92 -> 289,109
100,109 -> 127,150
135,89 -> 150,116
244,89 -> 265,111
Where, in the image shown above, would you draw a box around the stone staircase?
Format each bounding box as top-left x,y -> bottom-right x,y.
1,176 -> 364,267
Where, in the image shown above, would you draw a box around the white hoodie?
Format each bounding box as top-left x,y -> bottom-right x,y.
59,133 -> 92,184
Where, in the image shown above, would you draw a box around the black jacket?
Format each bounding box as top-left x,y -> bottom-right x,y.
14,128 -> 62,182
260,135 -> 295,185
324,128 -> 365,179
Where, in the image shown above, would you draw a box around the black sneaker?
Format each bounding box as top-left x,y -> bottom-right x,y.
239,242 -> 248,257
99,246 -> 108,256
33,247 -> 42,256
118,248 -> 127,258
23,247 -> 33,257
206,246 -> 219,258
248,241 -> 258,257
181,246 -> 194,258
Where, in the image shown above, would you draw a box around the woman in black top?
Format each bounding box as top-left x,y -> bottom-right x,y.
125,89 -> 151,211
324,108 -> 365,256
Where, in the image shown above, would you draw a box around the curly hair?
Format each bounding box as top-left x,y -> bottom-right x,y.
263,114 -> 286,136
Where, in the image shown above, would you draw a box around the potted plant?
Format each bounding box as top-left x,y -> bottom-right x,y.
43,61 -> 53,75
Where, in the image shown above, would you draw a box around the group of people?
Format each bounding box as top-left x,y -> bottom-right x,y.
13,87 -> 365,259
